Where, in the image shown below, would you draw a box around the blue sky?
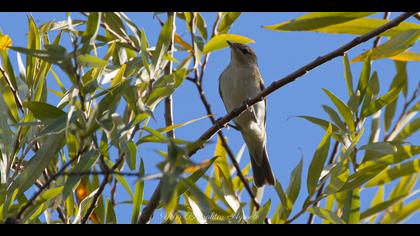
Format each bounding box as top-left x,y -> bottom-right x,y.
0,12 -> 418,224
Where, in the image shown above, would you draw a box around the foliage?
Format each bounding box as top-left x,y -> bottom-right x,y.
0,12 -> 418,224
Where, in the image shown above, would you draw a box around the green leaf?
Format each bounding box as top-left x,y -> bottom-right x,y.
218,12 -> 242,34
307,124 -> 332,196
286,159 -> 303,213
340,146 -> 420,192
248,200 -> 271,224
394,117 -> 420,141
352,29 -> 420,62
131,159 -> 145,224
81,12 -> 101,53
202,34 -> 254,54
195,13 -> 208,40
361,193 -> 408,220
105,198 -> 117,224
355,55 -> 372,109
343,53 -> 354,97
24,101 -> 66,122
322,105 -> 346,130
361,79 -> 403,117
11,133 -> 65,197
122,141 -> 137,171
365,159 -> 420,187
263,12 -> 375,32
110,63 -> 126,88
385,61 -> 408,131
307,207 -> 345,224
264,16 -> 420,37
360,142 -> 398,154
78,54 -> 108,68
381,199 -> 420,224
390,51 -> 420,62
72,188 -> 99,224
323,89 -> 355,132
342,188 -> 360,224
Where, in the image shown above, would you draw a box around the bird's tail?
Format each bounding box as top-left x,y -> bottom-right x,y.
250,148 -> 276,188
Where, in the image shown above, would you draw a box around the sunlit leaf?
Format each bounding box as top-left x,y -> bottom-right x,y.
202,34 -> 254,54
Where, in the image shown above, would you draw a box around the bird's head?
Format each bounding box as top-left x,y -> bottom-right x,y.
227,41 -> 258,66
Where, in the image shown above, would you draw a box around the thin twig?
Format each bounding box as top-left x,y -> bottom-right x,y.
0,65 -> 24,112
16,147 -> 87,221
187,12 -> 417,158
372,12 -> 390,48
80,155 -> 125,224
137,12 -> 416,225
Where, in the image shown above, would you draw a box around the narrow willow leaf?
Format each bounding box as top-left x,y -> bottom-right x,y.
355,55 -> 371,108
352,29 -> 420,62
307,124 -> 332,196
248,200 -> 271,224
381,199 -> 420,224
361,193 -> 408,220
342,54 -> 354,97
81,12 -> 101,53
286,159 -> 303,213
308,207 -> 345,224
263,12 -> 375,32
202,34 -> 254,54
394,117 -> 420,141
105,198 -> 117,224
322,89 -> 355,132
342,188 -> 360,224
213,137 -> 233,189
110,63 -> 126,88
390,51 -> 420,62
265,17 -> 420,37
322,105 -> 346,130
218,12 -> 242,34
122,140 -> 137,171
296,116 -> 341,140
361,80 -> 403,117
131,159 -> 145,224
360,142 -> 398,155
78,54 -> 108,68
11,133 -> 65,196
195,13 -> 208,40
365,159 -> 420,187
24,101 -> 66,122
73,188 -> 99,224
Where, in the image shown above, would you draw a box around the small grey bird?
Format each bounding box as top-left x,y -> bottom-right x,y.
218,41 -> 276,187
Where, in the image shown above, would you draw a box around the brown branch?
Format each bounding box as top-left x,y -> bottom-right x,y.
15,147 -> 87,221
187,12 -> 417,158
306,141 -> 340,224
372,12 -> 391,48
138,12 -> 416,225
80,155 -> 125,224
164,12 -> 176,139
0,65 -> 24,113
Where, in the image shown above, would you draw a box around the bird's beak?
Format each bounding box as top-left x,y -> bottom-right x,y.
226,40 -> 235,48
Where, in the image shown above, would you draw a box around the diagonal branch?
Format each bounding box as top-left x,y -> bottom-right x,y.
187,12 -> 417,158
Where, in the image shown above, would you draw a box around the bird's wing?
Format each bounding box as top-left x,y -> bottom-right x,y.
218,70 -> 225,105
257,71 -> 267,127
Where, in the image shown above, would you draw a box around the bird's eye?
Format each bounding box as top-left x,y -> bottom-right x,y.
240,48 -> 249,55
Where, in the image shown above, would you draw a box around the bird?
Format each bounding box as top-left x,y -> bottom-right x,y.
218,41 -> 276,187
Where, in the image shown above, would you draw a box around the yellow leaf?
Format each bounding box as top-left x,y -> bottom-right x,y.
203,34 -> 254,54
390,51 -> 420,62
0,34 -> 12,51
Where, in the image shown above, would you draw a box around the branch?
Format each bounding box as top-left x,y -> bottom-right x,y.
15,147 -> 87,221
138,12 -> 416,225
187,12 -> 417,158
164,12 -> 176,139
0,65 -> 24,113
80,155 -> 125,224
